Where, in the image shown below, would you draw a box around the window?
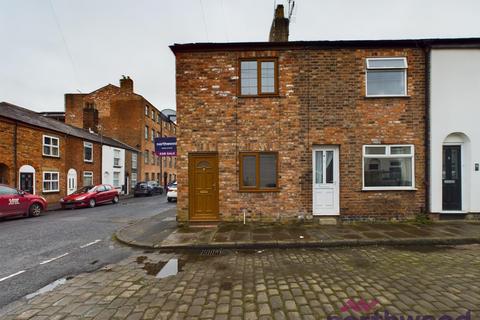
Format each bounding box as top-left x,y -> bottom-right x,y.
174,157 -> 177,168
113,149 -> 121,167
152,129 -> 155,143
43,171 -> 59,192
145,173 -> 149,181
151,152 -> 155,165
157,113 -> 161,123
156,156 -> 160,165
366,57 -> 407,97
113,172 -> 120,187
144,150 -> 149,164
239,59 -> 277,96
84,142 -> 93,162
145,105 -> 148,116
151,110 -> 155,120
131,173 -> 137,188
43,135 -> 59,157
0,186 -> 18,195
239,152 -> 278,191
163,157 -> 167,167
132,153 -> 137,169
151,173 -> 155,181
157,173 -> 160,182
169,156 -> 172,168
169,174 -> 172,183
83,171 -> 93,186
363,145 -> 414,190
145,126 -> 149,140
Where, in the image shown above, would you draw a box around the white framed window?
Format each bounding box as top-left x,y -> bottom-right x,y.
43,135 -> 60,157
113,172 -> 120,187
84,142 -> 93,162
363,145 -> 415,190
83,171 -> 93,186
145,105 -> 148,116
151,110 -> 155,120
132,153 -> 137,169
113,149 -> 121,167
145,126 -> 149,140
131,173 -> 137,189
366,57 -> 407,97
43,171 -> 59,192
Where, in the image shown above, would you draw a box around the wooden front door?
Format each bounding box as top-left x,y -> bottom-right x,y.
189,153 -> 219,221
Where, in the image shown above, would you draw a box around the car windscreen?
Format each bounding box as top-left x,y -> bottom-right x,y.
73,186 -> 95,194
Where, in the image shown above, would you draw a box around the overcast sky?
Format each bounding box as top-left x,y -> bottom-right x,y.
1,0 -> 479,112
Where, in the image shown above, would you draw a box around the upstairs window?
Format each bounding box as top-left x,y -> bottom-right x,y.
113,149 -> 121,167
363,145 -> 414,190
84,142 -> 93,162
43,135 -> 59,157
239,152 -> 278,191
145,126 -> 149,140
145,105 -> 148,116
144,150 -> 149,164
151,110 -> 155,120
132,153 -> 137,169
239,59 -> 278,96
366,58 -> 407,97
152,129 -> 155,142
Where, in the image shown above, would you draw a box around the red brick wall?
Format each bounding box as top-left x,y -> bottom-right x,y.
175,47 -> 425,222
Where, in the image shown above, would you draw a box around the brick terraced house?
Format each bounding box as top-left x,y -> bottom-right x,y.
0,102 -> 138,204
64,76 -> 177,191
171,6 -> 480,223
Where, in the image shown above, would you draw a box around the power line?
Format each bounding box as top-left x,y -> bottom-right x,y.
48,0 -> 82,93
199,0 -> 209,42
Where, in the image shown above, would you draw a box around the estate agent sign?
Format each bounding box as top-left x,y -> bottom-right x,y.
155,137 -> 177,156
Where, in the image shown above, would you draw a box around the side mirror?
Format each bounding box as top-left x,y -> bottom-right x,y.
18,190 -> 25,196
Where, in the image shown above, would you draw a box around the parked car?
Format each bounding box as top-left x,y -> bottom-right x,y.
167,182 -> 177,202
60,184 -> 119,209
0,184 -> 47,218
133,181 -> 163,197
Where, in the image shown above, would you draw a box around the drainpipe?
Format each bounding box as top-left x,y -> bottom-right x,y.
13,122 -> 18,188
424,44 -> 431,214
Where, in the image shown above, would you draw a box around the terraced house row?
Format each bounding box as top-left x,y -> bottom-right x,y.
171,5 -> 480,223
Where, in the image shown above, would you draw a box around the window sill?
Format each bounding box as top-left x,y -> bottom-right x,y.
42,190 -> 60,194
237,94 -> 281,99
362,187 -> 417,191
365,95 -> 410,99
84,160 -> 93,163
238,189 -> 280,193
42,155 -> 60,158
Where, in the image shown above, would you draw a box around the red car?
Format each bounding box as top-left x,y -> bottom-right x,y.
0,184 -> 47,218
60,184 -> 119,209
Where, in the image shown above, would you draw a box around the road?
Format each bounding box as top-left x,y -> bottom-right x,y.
0,194 -> 176,308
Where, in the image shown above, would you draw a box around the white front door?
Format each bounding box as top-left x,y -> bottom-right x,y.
67,169 -> 77,195
313,146 -> 340,215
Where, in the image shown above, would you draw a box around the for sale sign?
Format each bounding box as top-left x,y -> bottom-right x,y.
154,137 -> 177,156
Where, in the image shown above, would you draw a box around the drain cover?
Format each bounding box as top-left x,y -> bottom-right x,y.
200,249 -> 223,256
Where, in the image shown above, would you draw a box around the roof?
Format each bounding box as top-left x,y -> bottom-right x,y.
170,37 -> 480,53
0,102 -> 138,152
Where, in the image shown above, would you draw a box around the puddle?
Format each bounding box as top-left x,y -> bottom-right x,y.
142,258 -> 185,278
25,278 -> 67,300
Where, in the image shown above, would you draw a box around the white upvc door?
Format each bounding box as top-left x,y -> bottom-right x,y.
67,169 -> 77,195
312,146 -> 340,215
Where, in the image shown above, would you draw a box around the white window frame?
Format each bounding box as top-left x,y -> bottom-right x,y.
83,171 -> 93,186
132,153 -> 137,169
113,171 -> 120,187
84,142 -> 93,162
43,171 -> 59,192
113,149 -> 121,167
42,135 -> 60,157
365,57 -> 408,98
362,144 -> 415,191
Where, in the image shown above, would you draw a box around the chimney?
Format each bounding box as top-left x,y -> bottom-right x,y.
83,102 -> 99,133
119,75 -> 134,92
269,5 -> 289,42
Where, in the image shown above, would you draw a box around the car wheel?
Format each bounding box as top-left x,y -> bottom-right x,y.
89,199 -> 96,208
29,203 -> 42,217
112,195 -> 119,204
